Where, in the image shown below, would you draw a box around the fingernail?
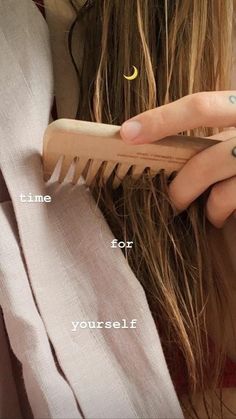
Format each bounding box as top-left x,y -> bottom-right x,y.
121,120 -> 142,143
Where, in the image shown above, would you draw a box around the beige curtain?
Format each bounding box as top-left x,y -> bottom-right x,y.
0,0 -> 183,418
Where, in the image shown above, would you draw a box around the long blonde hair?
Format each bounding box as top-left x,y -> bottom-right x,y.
67,0 -> 234,417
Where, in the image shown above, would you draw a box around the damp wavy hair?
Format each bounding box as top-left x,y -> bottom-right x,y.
65,0 -> 234,417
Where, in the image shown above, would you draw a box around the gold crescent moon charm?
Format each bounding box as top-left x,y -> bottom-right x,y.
123,65 -> 138,80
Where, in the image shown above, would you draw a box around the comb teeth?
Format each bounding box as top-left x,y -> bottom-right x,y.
49,157 -> 147,188
43,119 -> 220,188
112,163 -> 131,189
45,154 -> 163,186
131,165 -> 146,181
100,161 -> 117,185
85,159 -> 103,186
58,156 -> 74,183
43,153 -> 61,182
72,157 -> 89,185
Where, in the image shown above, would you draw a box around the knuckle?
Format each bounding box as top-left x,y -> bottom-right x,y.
208,183 -> 228,208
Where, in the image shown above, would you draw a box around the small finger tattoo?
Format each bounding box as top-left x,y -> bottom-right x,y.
229,95 -> 236,104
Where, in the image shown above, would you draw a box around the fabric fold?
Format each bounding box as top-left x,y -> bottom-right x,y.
0,308 -> 22,419
0,202 -> 81,418
0,0 -> 183,417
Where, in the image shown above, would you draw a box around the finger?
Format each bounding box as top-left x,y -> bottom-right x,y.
168,136 -> 236,212
120,91 -> 236,144
206,176 -> 236,228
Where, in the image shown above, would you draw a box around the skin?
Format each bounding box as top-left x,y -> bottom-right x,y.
120,91 -> 236,228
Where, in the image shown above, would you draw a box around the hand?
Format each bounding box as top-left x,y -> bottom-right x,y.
120,91 -> 236,228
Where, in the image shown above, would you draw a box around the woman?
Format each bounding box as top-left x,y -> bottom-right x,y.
38,0 -> 236,417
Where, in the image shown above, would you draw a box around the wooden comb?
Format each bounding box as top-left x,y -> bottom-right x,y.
42,119 -> 220,188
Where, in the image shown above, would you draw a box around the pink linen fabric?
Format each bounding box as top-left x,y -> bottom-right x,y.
0,0 -> 183,418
